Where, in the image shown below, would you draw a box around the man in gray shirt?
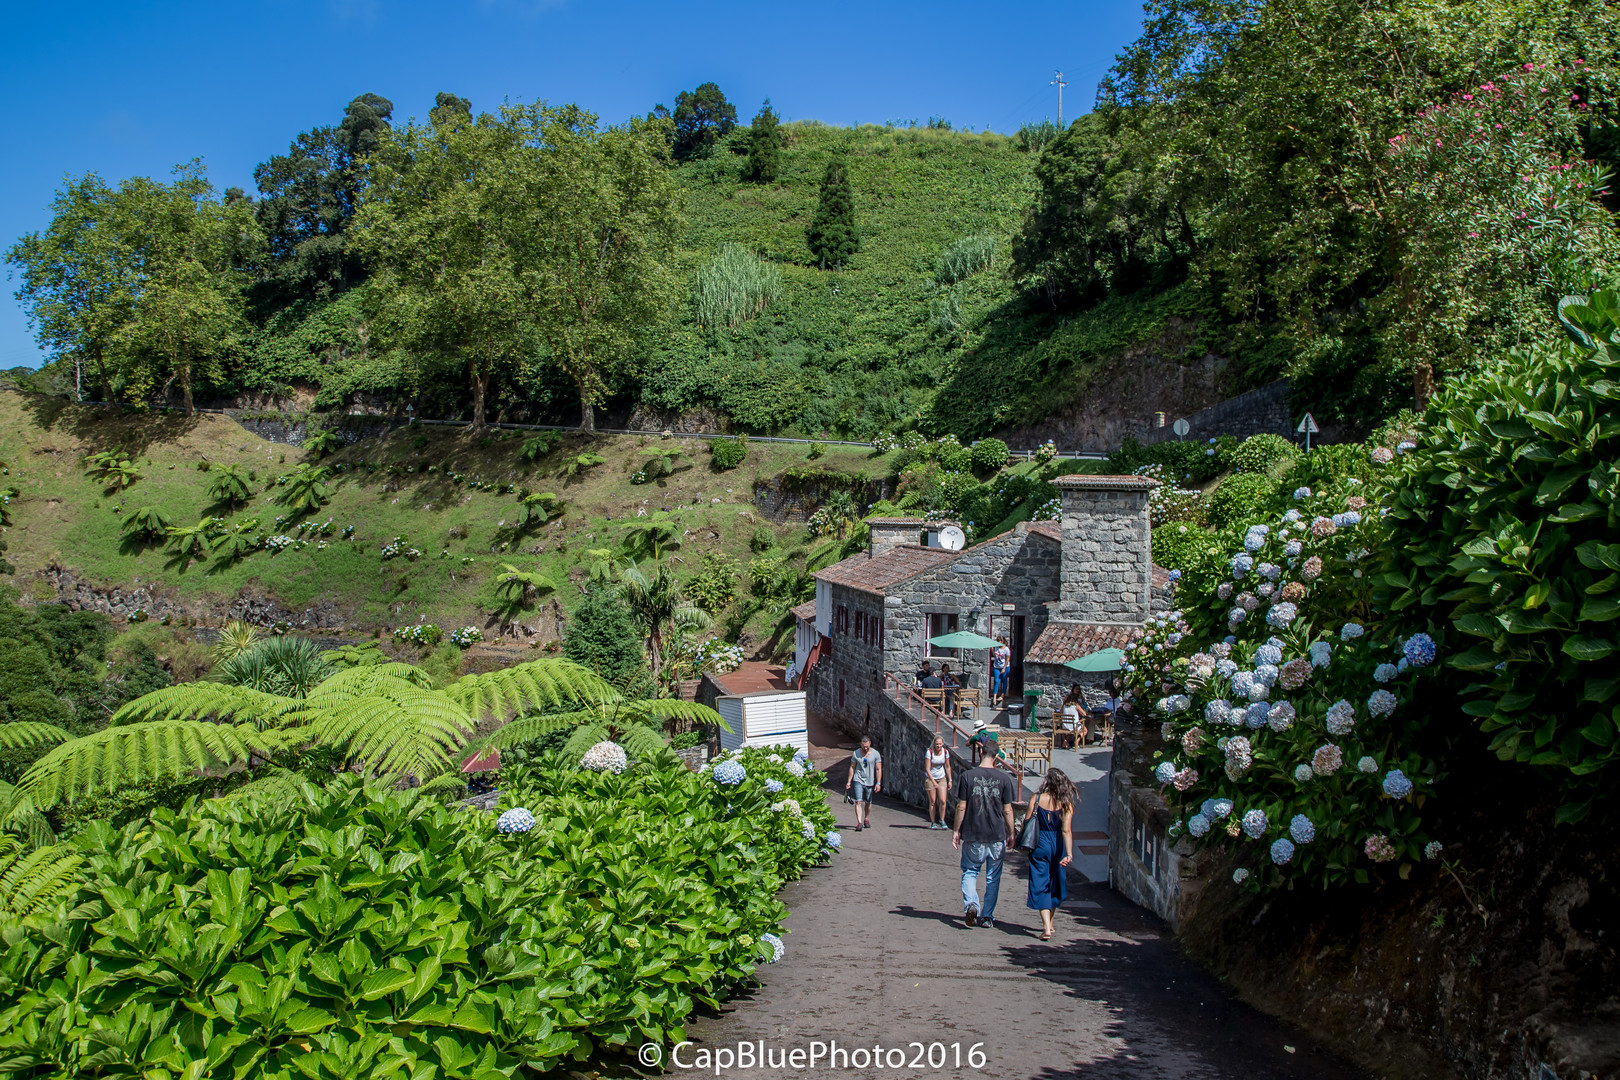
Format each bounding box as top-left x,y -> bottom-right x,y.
844,735 -> 883,831
952,734 -> 1017,928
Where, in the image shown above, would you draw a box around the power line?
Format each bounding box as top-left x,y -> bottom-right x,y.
1051,70 -> 1069,126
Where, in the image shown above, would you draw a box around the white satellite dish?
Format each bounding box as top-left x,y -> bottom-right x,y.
938,525 -> 966,551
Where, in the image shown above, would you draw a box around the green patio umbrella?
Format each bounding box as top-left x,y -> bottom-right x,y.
926,630 -> 1001,650
1063,647 -> 1126,673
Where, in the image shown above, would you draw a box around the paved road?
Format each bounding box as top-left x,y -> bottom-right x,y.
680,783 -> 1371,1080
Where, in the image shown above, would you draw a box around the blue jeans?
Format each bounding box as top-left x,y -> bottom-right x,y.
960,842 -> 1005,919
991,668 -> 1007,697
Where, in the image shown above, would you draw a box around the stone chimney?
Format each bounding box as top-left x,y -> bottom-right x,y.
866,518 -> 925,559
1051,474 -> 1157,621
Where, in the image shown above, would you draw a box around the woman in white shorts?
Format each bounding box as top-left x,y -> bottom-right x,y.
923,735 -> 952,829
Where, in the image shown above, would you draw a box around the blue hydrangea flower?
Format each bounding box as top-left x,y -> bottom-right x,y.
1367,690 -> 1398,718
765,779 -> 785,794
1242,702 -> 1267,728
1205,797 -> 1235,820
1233,867 -> 1250,884
1228,608 -> 1248,626
1289,814 -> 1316,843
1244,527 -> 1268,553
1266,602 -> 1299,629
1309,641 -> 1333,668
1245,680 -> 1270,703
1268,701 -> 1296,731
1325,699 -> 1356,735
824,830 -> 843,850
1373,663 -> 1398,683
1293,487 -> 1312,500
1258,562 -> 1282,581
1231,671 -> 1256,698
1255,644 -> 1283,666
1332,511 -> 1362,528
1340,622 -> 1365,641
1284,540 -> 1303,557
1255,663 -> 1279,686
1357,755 -> 1378,774
792,748 -> 809,762
1424,841 -> 1443,860
1403,633 -> 1437,668
1205,699 -> 1233,725
1231,553 -> 1254,579
1382,770 -> 1414,799
1188,813 -> 1212,837
713,759 -> 747,786
1216,658 -> 1239,679
1293,763 -> 1313,783
760,932 -> 785,963
1155,761 -> 1178,785
1168,569 -> 1182,581
496,807 -> 535,834
1242,808 -> 1268,838
1270,837 -> 1296,864
1282,509 -> 1302,524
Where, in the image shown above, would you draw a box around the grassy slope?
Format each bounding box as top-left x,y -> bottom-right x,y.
1,393 -> 895,644
646,123 -> 1210,440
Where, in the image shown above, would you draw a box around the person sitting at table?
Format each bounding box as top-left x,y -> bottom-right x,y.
916,660 -> 935,684
1060,685 -> 1088,747
939,663 -> 960,714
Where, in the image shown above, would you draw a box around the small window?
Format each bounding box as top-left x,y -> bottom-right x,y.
926,612 -> 959,658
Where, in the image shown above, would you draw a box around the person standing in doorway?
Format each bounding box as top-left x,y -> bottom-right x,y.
990,636 -> 1010,707
952,734 -> 1017,928
1025,768 -> 1076,940
844,735 -> 883,831
923,735 -> 952,829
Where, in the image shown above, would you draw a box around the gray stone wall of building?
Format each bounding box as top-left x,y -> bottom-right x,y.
1107,728 -> 1215,930
867,693 -> 976,809
1056,488 -> 1152,622
881,525 -> 1064,689
804,584 -> 891,740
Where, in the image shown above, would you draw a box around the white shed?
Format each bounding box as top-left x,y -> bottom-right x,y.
716,690 -> 809,755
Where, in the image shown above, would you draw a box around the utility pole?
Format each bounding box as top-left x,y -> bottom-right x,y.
1051,70 -> 1068,126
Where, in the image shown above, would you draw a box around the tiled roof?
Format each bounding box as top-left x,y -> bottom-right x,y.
791,598 -> 817,622
813,544 -> 957,596
711,662 -> 791,696
865,517 -> 928,527
1051,474 -> 1159,491
1024,621 -> 1135,666
1027,521 -> 1063,541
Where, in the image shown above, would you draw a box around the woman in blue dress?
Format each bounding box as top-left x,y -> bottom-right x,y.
1025,768 -> 1076,940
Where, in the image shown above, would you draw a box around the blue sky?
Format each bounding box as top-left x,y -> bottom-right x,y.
1,0 -> 1146,370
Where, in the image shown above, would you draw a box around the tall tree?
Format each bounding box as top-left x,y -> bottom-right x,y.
115,164 -> 262,415
357,101 -> 680,431
665,82 -> 737,161
744,99 -> 783,183
252,93 -> 393,309
6,175 -> 136,402
806,157 -> 859,269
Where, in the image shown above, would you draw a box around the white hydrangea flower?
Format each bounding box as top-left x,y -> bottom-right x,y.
1293,763 -> 1314,782
1325,699 -> 1356,735
1367,689 -> 1398,717
580,741 -> 629,774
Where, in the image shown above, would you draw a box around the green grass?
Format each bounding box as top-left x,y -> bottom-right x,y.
0,393 -> 898,650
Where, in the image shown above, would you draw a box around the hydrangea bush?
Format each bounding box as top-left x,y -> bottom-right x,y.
1127,473 -> 1442,887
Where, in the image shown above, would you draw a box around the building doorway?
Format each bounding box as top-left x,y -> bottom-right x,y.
1008,615 -> 1026,698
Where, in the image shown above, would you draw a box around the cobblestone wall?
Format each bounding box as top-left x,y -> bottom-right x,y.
1136,379 -> 1294,447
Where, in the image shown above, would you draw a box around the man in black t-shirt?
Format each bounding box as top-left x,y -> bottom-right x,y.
951,734 -> 1018,929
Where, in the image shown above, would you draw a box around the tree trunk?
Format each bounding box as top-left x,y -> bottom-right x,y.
470,365 -> 489,430
579,394 -> 595,431
92,342 -> 113,404
1413,360 -> 1435,412
178,357 -> 194,416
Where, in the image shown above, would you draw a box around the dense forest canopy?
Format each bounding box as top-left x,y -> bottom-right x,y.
8,0 -> 1620,435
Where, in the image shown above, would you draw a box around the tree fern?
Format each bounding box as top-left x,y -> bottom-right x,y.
0,723 -> 73,752
295,685 -> 473,779
18,721 -> 281,808
0,837 -> 83,923
561,719 -> 669,761
445,659 -> 616,725
0,780 -> 56,848
108,682 -> 295,730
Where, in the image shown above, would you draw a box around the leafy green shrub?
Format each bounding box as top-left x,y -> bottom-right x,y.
1149,522 -> 1214,572
563,586 -> 649,689
1206,473 -> 1281,529
936,443 -> 972,473
1108,436 -> 1225,485
1016,119 -> 1060,152
304,430 -> 343,457
1224,433 -> 1298,475
710,436 -> 748,471
969,438 -> 1009,474
271,464 -> 333,513
517,432 -> 559,461
807,441 -> 825,460
118,505 -> 172,542
0,762 -> 836,1076
687,552 -> 740,613
694,244 -> 781,331
749,526 -> 777,553
1379,292 -> 1620,819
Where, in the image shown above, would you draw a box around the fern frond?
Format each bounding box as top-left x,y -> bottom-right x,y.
447,659 -> 618,724
109,683 -> 296,729
0,780 -> 55,849
417,772 -> 468,798
0,723 -> 74,751
475,710 -> 599,754
614,722 -> 673,761
211,767 -> 306,805
19,722 -> 279,808
295,687 -> 472,780
300,662 -> 436,709
617,699 -> 730,733
560,721 -> 613,760
0,838 -> 83,922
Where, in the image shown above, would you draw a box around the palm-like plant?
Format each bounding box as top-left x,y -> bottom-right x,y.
618,561 -> 713,683
273,464 -> 333,513
206,463 -> 253,510
560,451 -> 606,479
513,490 -> 563,530
0,836 -> 83,924
210,620 -> 259,663
620,512 -> 683,563
165,518 -> 223,567
638,445 -> 683,480
821,490 -> 860,539
92,456 -> 141,490
11,658 -> 622,816
304,431 -> 343,458
517,433 -> 558,462
217,636 -> 336,698
119,505 -> 172,542
493,564 -> 557,611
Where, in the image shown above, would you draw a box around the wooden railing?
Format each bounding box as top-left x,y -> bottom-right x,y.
883,672 -> 975,749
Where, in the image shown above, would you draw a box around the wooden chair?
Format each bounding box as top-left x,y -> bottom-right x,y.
952,687 -> 981,721
919,688 -> 947,716
1021,733 -> 1053,774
